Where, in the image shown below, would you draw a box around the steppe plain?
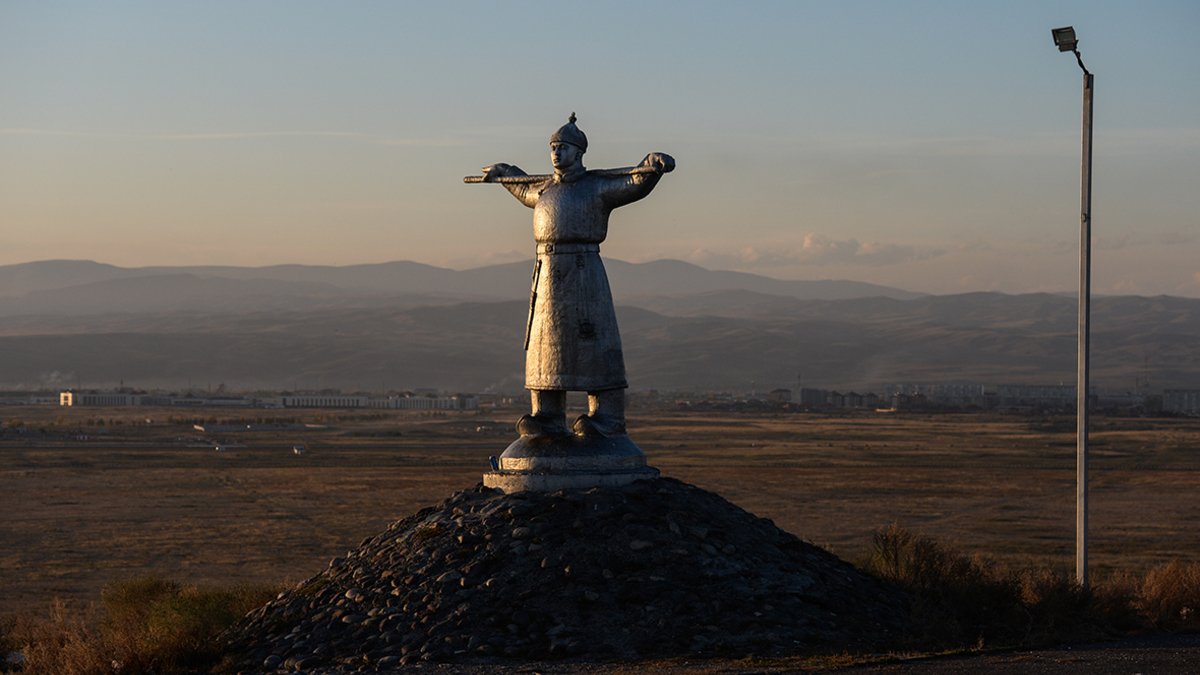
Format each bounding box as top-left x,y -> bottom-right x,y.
4,402 -> 1199,622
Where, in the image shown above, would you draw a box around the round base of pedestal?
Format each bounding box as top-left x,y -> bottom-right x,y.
483,434 -> 659,493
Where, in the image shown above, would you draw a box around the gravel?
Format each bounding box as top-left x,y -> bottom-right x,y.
222,477 -> 908,673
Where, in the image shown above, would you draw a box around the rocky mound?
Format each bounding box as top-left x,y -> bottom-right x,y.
224,477 -> 907,672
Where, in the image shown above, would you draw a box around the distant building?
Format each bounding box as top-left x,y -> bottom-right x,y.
60,390 -> 479,411
800,383 -> 1086,411
994,385 -> 1077,408
386,395 -> 479,411
279,394 -> 479,411
61,390 -> 257,407
797,388 -> 878,410
279,394 -> 369,408
879,383 -> 1098,410
61,391 -> 143,406
1164,390 -> 1200,415
766,388 -> 792,403
883,384 -> 987,408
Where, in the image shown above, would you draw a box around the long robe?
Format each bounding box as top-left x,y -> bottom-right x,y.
505,168 -> 663,391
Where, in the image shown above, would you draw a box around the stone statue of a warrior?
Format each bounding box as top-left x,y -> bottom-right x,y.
468,113 -> 674,442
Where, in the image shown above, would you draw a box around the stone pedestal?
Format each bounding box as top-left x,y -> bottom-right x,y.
484,434 -> 658,493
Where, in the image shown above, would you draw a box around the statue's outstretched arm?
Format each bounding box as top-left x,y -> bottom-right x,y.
477,163 -> 540,207
600,152 -> 675,208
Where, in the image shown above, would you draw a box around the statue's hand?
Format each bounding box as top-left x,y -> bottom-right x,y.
640,153 -> 675,174
481,163 -> 516,182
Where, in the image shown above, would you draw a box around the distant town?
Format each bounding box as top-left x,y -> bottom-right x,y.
0,383 -> 1196,416
55,389 -> 481,411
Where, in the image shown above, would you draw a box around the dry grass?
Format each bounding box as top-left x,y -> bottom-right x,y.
857,525 -> 1200,652
2,405 -> 1200,669
1138,559 -> 1200,629
1,576 -> 278,675
862,525 -> 1116,650
1,602 -> 119,675
3,407 -> 1200,615
3,539 -> 1197,672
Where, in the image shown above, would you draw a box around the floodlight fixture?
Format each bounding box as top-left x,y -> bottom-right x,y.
1053,26 -> 1089,74
1052,26 -> 1078,52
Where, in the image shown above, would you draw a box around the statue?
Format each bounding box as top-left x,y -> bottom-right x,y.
465,113 -> 674,491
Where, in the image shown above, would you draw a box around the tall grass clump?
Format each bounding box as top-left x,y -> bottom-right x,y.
4,576 -> 279,675
1,601 -> 121,675
1138,559 -> 1200,629
862,525 -> 1118,650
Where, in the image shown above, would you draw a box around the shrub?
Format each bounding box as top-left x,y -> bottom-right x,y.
1138,559 -> 1200,629
862,525 -> 1113,650
2,601 -> 134,675
1088,570 -> 1145,633
865,524 -> 1024,648
6,576 -> 279,675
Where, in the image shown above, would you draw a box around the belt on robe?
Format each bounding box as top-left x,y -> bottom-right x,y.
536,243 -> 600,255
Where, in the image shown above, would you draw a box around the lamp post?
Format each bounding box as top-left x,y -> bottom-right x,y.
1052,25 -> 1093,588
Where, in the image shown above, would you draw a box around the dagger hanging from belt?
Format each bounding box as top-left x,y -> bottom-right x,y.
524,258 -> 541,350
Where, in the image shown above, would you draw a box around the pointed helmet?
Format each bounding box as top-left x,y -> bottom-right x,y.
550,112 -> 588,152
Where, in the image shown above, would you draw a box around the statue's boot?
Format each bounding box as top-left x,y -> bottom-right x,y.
573,389 -> 627,438
571,413 -> 626,438
517,390 -> 569,436
516,413 -> 569,436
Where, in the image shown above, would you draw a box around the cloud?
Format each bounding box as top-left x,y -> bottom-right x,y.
1160,232 -> 1195,245
158,132 -> 366,141
1168,274 -> 1200,296
1,128 -> 463,146
377,137 -> 466,147
787,233 -> 861,263
1094,233 -> 1138,250
1,128 -> 94,137
955,240 -> 994,253
2,128 -> 360,139
683,234 -> 945,268
784,233 -> 943,266
740,126 -> 1200,160
1099,127 -> 1200,155
1108,279 -> 1145,294
1095,232 -> 1199,250
445,248 -> 528,270
1043,239 -> 1078,254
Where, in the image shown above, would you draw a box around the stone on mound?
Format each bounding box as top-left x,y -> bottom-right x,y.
224,477 -> 907,671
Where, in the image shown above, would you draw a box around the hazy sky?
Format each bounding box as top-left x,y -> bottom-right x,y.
3,1 -> 1198,296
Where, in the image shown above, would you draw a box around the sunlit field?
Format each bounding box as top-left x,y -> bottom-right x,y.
3,403 -> 1198,615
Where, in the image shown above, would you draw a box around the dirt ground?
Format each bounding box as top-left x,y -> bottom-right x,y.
2,406 -> 1199,617
4,406 -> 1200,673
218,633 -> 1200,674
825,633 -> 1200,674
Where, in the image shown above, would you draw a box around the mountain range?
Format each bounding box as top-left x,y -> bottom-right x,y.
1,259 -> 1197,393
0,258 -> 923,316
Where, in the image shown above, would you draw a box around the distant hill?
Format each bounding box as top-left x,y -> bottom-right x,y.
1,285 -> 1196,393
0,259 -> 923,315
0,259 -> 460,296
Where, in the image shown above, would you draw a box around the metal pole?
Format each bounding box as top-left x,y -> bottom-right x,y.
1077,70 -> 1094,588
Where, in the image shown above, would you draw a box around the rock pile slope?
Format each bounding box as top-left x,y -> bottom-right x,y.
224,477 -> 907,672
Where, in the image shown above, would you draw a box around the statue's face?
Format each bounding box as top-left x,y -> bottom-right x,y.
551,142 -> 583,171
